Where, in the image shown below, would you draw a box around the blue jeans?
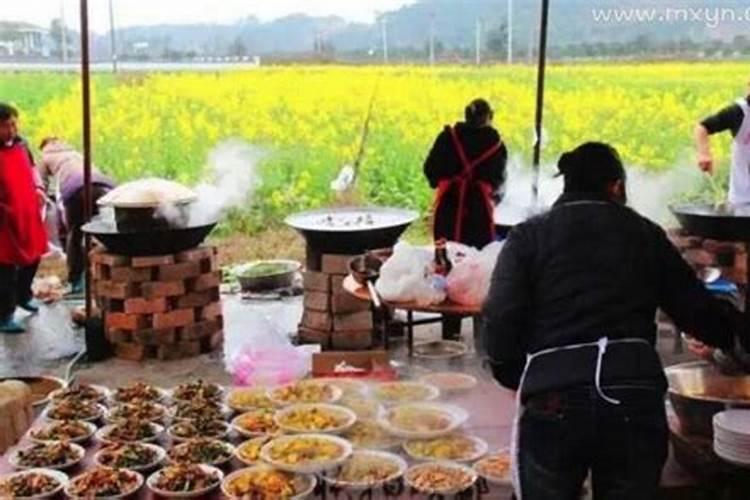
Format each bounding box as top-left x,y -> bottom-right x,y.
518,386 -> 668,500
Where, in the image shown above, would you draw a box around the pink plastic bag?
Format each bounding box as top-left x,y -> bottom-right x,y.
447,241 -> 504,307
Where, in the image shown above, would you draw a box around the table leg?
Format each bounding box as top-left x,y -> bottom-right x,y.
408,310 -> 414,357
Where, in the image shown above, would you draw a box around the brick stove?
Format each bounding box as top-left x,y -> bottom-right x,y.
91,245 -> 224,361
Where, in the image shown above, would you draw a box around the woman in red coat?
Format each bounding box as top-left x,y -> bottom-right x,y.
0,103 -> 48,334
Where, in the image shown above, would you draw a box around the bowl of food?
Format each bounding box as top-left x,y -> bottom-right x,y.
227,387 -> 274,413
29,421 -> 97,445
379,403 -> 468,440
275,404 -> 357,435
418,373 -> 478,393
324,450 -> 407,491
473,450 -> 512,486
222,465 -> 316,500
49,384 -> 109,404
236,260 -> 301,292
405,461 -> 477,496
168,439 -> 235,468
44,400 -> 105,422
111,382 -> 168,404
9,442 -> 85,471
94,443 -> 166,472
147,464 -> 223,499
404,435 -> 488,462
171,380 -> 224,403
269,380 -> 342,406
339,396 -> 383,421
105,402 -> 168,424
168,419 -> 230,442
231,408 -> 282,438
413,340 -> 468,360
170,399 -> 230,422
315,378 -> 369,399
373,382 -> 440,406
343,420 -> 403,450
260,434 -> 353,474
66,467 -> 143,499
234,437 -> 274,467
96,421 -> 163,444
0,468 -> 68,499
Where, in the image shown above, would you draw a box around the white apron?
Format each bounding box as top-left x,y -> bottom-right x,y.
728,98 -> 750,205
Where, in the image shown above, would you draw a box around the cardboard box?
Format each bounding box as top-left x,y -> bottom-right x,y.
312,350 -> 389,377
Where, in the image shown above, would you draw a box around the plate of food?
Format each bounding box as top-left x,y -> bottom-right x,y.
405,461 -> 478,496
234,436 -> 274,467
66,467 -> 143,499
268,380 -> 342,406
379,403 -> 468,439
275,404 -> 357,434
29,420 -> 97,445
49,384 -> 109,403
231,408 -> 282,438
9,442 -> 85,471
372,382 -> 440,405
227,387 -> 274,413
111,382 -> 168,404
0,468 -> 68,499
170,399 -> 230,422
94,443 -> 166,472
324,450 -> 407,491
44,400 -> 105,422
404,435 -> 488,462
260,434 -> 353,474
168,419 -> 230,442
147,464 -> 223,499
96,421 -> 163,444
343,420 -> 403,450
315,378 -> 369,398
168,439 -> 235,467
105,401 -> 168,424
418,372 -> 478,393
413,340 -> 468,360
222,465 -> 316,500
473,450 -> 512,486
339,396 -> 383,420
171,380 -> 224,403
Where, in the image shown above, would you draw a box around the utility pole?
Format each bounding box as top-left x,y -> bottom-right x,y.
381,15 -> 389,64
429,12 -> 435,66
60,0 -> 68,63
108,0 -> 118,73
507,0 -> 513,64
475,18 -> 482,66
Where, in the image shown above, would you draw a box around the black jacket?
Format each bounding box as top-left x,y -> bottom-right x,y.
482,192 -> 745,400
424,122 -> 507,249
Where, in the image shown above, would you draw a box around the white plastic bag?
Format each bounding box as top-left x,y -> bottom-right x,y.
376,242 -> 447,306
447,241 -> 505,307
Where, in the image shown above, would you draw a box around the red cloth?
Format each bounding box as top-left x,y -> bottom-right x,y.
433,126 -> 502,244
0,143 -> 48,265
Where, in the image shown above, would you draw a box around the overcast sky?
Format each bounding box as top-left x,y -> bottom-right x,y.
5,0 -> 416,32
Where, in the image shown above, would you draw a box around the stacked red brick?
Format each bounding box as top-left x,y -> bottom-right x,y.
668,228 -> 747,284
299,253 -> 373,350
92,246 -> 224,361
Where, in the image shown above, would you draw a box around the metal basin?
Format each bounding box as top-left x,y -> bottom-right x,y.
670,202 -> 750,241
666,361 -> 750,438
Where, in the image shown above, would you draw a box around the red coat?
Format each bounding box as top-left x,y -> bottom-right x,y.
0,142 -> 48,265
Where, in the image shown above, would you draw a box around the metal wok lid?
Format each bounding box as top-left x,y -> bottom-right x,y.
670,203 -> 750,241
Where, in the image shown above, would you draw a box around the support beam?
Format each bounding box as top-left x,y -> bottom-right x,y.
532,0 -> 550,204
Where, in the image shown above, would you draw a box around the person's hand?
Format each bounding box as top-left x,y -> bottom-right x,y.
684,334 -> 716,362
698,152 -> 714,174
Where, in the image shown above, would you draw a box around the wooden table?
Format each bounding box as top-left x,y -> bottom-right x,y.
342,275 -> 481,356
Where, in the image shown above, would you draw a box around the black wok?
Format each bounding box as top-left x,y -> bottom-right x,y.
670,203 -> 750,241
83,218 -> 218,256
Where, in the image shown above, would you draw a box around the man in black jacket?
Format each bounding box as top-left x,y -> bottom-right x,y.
482,142 -> 747,500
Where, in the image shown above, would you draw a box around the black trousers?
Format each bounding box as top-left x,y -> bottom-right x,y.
0,261 -> 40,320
63,185 -> 109,282
518,386 -> 668,500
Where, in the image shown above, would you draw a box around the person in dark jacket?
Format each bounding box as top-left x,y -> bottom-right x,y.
482,142 -> 748,500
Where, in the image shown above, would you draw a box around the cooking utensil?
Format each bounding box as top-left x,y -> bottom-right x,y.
236,260 -> 301,292
670,203 -> 750,241
349,251 -> 390,309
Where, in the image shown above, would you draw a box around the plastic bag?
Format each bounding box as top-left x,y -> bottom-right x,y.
376,242 -> 447,306
447,241 -> 505,307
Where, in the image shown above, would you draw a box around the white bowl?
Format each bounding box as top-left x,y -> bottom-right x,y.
49,384 -> 110,403
405,461 -> 478,496
169,403 -> 232,422
167,420 -> 231,443
93,443 -> 167,473
221,465 -> 316,500
233,437 -> 274,467
146,464 -> 223,498
28,421 -> 98,445
66,467 -> 144,500
96,422 -> 164,445
275,403 -> 357,435
268,381 -> 343,407
378,403 -> 468,440
226,387 -> 275,413
104,402 -> 169,424
403,435 -> 488,462
418,372 -> 478,393
323,450 -> 407,491
110,385 -> 169,404
473,449 -> 513,486
343,420 -> 404,450
314,378 -> 369,398
0,468 -> 69,499
9,442 -> 85,471
372,382 -> 440,405
43,403 -> 107,423
260,433 -> 353,474
231,409 -> 281,439
169,383 -> 225,404
167,439 -> 235,468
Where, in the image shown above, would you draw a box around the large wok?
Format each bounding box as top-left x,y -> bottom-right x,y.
285,207 -> 418,255
671,203 -> 750,241
83,217 -> 217,256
